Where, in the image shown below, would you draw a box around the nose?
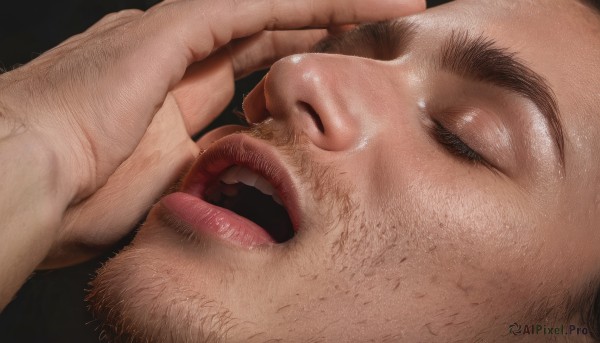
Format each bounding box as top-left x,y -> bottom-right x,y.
243,53 -> 377,151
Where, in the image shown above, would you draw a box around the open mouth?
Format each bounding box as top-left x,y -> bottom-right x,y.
203,165 -> 294,243
166,133 -> 302,247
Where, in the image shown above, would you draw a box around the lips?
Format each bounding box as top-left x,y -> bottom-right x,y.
160,133 -> 301,248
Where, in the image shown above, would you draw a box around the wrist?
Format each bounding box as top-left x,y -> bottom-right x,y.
0,113 -> 72,308
37,120 -> 98,205
0,116 -> 74,214
0,73 -> 96,205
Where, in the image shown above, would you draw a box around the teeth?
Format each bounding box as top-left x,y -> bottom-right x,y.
220,166 -> 241,185
219,166 -> 282,205
237,166 -> 259,187
254,177 -> 275,196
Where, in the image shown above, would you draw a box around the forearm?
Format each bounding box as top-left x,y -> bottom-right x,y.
0,112 -> 72,310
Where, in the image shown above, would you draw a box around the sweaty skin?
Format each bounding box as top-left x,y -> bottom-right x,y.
0,0 -> 425,310
89,0 -> 600,342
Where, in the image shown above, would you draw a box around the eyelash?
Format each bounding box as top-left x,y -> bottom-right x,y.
431,120 -> 484,164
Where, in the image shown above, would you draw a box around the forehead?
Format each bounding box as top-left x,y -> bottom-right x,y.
412,0 -> 600,176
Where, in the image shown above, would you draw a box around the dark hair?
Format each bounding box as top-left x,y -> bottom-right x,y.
585,288 -> 600,341
573,277 -> 600,341
583,0 -> 600,12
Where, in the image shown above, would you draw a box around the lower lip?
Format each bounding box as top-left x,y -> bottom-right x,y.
160,192 -> 275,248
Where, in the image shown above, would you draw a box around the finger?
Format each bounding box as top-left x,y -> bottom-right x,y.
52,94 -> 199,267
148,0 -> 426,68
328,24 -> 357,35
151,0 -> 179,10
171,50 -> 237,136
88,0 -> 425,138
230,29 -> 328,79
172,29 -> 328,136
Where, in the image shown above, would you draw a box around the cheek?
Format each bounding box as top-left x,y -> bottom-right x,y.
381,164 -> 536,273
365,133 -> 533,267
356,149 -> 573,313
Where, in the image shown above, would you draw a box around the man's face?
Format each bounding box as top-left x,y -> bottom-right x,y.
89,0 -> 600,341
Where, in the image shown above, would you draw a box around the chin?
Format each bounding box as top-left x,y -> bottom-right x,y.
87,129 -> 527,343
86,130 -> 363,342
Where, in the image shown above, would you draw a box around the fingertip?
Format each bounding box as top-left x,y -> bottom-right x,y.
327,24 -> 356,35
394,0 -> 427,12
390,0 -> 428,15
242,78 -> 269,124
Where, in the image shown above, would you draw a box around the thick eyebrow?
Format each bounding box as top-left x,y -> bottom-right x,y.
439,31 -> 565,165
312,22 -> 565,167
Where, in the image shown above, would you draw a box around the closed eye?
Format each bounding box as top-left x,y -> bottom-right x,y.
431,119 -> 484,164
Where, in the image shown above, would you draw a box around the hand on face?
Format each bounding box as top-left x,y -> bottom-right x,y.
39,29 -> 334,268
0,0 -> 425,267
85,1 -> 600,341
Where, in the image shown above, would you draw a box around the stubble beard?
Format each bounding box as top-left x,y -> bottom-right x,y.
86,121 -> 360,343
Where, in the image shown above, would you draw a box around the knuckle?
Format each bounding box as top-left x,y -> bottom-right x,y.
101,8 -> 143,22
115,9 -> 144,18
100,12 -> 120,22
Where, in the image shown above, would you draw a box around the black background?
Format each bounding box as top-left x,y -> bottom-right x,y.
0,1 -> 451,342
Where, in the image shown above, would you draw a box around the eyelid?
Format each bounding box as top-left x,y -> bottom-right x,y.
431,119 -> 485,165
429,103 -> 517,174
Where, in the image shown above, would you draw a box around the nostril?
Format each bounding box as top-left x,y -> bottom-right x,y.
238,108 -> 272,125
298,101 -> 324,134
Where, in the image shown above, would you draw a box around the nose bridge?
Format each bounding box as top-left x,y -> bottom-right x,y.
248,52 -> 402,152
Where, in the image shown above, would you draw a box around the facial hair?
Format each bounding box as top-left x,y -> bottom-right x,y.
86,119 -> 361,343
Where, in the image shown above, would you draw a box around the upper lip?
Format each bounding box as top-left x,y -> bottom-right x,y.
180,133 -> 302,233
